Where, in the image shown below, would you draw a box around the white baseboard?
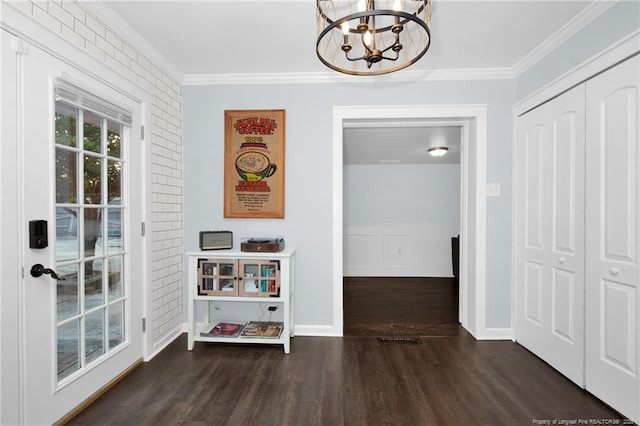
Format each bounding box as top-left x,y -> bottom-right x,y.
167,323 -> 508,343
144,325 -> 184,361
294,324 -> 343,337
475,327 -> 513,340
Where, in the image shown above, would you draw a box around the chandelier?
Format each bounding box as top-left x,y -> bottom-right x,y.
316,0 -> 431,76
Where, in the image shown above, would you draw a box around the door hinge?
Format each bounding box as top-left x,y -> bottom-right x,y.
140,125 -> 145,140
142,318 -> 146,333
141,221 -> 145,236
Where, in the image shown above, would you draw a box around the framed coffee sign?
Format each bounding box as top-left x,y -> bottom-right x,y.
224,109 -> 285,218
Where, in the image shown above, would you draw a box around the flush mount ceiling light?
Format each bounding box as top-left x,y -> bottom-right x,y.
316,0 -> 432,76
428,146 -> 448,157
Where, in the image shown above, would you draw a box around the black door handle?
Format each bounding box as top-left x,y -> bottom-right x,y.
30,264 -> 66,280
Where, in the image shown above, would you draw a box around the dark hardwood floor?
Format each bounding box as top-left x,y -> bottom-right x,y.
66,277 -> 626,425
67,333 -> 626,425
344,276 -> 460,337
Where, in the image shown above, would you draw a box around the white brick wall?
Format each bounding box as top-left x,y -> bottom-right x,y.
12,0 -> 184,345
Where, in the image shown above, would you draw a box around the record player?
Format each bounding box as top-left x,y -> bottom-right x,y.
240,237 -> 285,253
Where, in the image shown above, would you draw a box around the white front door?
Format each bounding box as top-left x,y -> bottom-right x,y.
585,54 -> 640,423
12,36 -> 144,424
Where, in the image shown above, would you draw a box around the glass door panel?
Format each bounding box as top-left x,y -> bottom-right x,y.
54,101 -> 127,384
242,263 -> 260,295
197,259 -> 239,296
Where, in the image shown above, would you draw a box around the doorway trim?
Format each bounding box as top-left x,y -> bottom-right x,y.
332,105 -> 488,338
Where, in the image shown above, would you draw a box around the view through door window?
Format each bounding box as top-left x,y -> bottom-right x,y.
54,101 -> 127,382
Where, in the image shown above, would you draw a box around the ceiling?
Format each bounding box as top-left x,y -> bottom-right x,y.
99,0 -> 596,164
343,118 -> 463,165
101,0 -> 594,77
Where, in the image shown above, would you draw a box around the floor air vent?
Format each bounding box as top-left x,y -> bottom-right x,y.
377,337 -> 422,345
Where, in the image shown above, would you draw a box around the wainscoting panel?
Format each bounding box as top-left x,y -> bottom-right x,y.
344,233 -> 377,269
344,223 -> 460,277
382,234 -> 411,268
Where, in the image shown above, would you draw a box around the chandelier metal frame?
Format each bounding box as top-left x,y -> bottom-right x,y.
316,0 -> 431,76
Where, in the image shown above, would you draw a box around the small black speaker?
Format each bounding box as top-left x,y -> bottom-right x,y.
199,231 -> 233,250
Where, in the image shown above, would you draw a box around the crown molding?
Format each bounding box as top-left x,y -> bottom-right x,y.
512,0 -> 618,77
182,67 -> 514,86
83,2 -> 184,84
514,30 -> 640,116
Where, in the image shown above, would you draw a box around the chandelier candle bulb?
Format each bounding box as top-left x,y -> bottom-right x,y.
364,30 -> 372,47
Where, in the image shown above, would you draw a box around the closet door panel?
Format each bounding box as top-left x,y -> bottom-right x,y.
517,83 -> 585,386
526,125 -> 546,251
517,110 -> 550,360
602,86 -> 636,262
548,85 -> 586,386
586,54 -> 639,423
524,261 -> 544,325
552,269 -> 576,342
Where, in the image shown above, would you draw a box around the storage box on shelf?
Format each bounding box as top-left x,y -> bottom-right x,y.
186,248 -> 295,353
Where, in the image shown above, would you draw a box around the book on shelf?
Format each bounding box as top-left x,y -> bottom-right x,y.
240,321 -> 283,339
200,321 -> 246,337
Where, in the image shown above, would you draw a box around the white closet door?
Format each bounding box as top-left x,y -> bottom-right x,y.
516,84 -> 585,386
547,85 -> 586,386
516,103 -> 550,361
586,54 -> 639,423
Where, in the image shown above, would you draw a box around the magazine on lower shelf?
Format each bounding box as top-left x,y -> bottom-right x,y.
240,321 -> 283,339
200,321 -> 246,337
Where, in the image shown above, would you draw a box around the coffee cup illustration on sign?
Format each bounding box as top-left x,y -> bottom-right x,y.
235,151 -> 277,181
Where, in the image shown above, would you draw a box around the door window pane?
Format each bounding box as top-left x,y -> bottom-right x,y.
108,301 -> 124,349
84,207 -> 102,259
56,148 -> 77,204
85,309 -> 105,364
55,103 -> 77,148
108,255 -> 123,300
107,121 -> 121,158
56,207 -> 79,262
107,160 -> 122,202
84,155 -> 102,204
57,319 -> 80,381
85,264 -> 104,310
107,196 -> 123,253
108,217 -> 123,254
57,264 -> 79,322
83,111 -> 102,154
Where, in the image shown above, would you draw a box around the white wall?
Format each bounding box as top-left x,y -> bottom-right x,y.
183,79 -> 514,331
343,163 -> 460,277
344,164 -> 461,224
180,0 -> 637,335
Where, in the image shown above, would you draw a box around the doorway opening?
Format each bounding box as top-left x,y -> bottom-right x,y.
331,105 -> 488,338
341,118 -> 463,336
